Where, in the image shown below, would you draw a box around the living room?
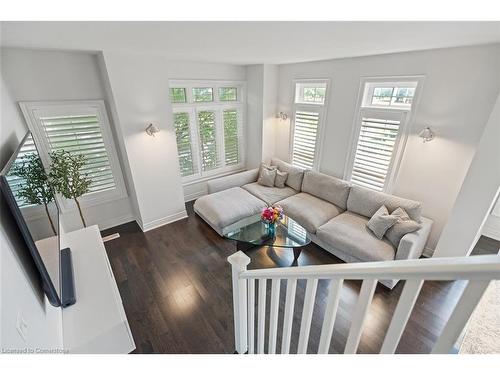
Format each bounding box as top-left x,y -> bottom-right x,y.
1,2 -> 500,372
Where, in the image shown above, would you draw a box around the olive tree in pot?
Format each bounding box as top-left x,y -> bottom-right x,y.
49,150 -> 92,227
10,153 -> 57,235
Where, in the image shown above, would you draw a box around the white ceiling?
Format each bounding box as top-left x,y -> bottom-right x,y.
1,21 -> 499,65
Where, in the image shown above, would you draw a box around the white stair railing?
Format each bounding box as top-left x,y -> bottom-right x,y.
227,251 -> 500,354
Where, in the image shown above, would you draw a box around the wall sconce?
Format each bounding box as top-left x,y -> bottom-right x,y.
145,123 -> 160,137
276,112 -> 288,121
418,127 -> 435,143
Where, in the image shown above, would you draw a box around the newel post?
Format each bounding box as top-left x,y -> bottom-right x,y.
227,251 -> 251,354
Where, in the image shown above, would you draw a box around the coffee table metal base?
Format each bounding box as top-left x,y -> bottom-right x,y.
235,241 -> 303,265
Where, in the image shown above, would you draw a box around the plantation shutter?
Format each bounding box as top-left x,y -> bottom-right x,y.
6,134 -> 38,207
223,109 -> 239,166
39,114 -> 116,194
197,110 -> 220,171
173,112 -> 197,177
291,110 -> 320,169
350,114 -> 402,191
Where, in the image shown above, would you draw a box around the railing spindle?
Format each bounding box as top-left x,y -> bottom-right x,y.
227,252 -> 251,354
344,278 -> 377,354
297,278 -> 318,354
257,278 -> 267,354
247,278 -> 255,354
317,279 -> 343,354
380,279 -> 423,354
281,278 -> 297,354
432,280 -> 491,354
268,278 -> 281,354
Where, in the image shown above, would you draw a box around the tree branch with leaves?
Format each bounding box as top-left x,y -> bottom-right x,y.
49,150 -> 92,227
10,153 -> 57,235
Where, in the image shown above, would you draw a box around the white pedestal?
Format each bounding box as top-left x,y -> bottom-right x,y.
60,225 -> 135,353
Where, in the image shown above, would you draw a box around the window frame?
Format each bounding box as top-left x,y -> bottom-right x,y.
169,80 -> 246,185
344,76 -> 425,193
19,100 -> 128,213
289,78 -> 330,171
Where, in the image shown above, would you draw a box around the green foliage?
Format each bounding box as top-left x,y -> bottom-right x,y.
9,153 -> 57,235
10,153 -> 54,207
49,150 -> 92,227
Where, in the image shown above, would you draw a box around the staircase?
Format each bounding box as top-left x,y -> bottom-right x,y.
227,251 -> 500,354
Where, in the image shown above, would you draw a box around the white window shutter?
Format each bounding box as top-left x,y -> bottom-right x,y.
291,110 -> 320,169
223,109 -> 239,166
173,112 -> 197,177
197,110 -> 220,171
40,114 -> 117,194
350,114 -> 402,191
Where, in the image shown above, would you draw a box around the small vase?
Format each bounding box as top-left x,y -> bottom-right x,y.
265,222 -> 276,236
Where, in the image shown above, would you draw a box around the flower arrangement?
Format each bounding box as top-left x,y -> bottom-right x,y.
261,205 -> 284,225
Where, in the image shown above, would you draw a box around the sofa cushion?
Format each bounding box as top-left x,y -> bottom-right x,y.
271,157 -> 305,191
347,185 -> 422,222
301,170 -> 351,210
194,187 -> 266,230
317,211 -> 396,262
242,182 -> 297,206
367,205 -> 398,239
278,192 -> 343,234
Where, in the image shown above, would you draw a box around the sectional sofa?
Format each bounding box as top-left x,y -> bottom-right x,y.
194,158 -> 433,288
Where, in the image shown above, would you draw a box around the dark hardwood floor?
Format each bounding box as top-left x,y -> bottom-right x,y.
102,202 -> 496,354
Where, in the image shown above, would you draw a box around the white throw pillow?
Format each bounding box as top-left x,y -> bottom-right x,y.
274,170 -> 288,188
366,205 -> 398,240
258,167 -> 277,187
385,207 -> 422,247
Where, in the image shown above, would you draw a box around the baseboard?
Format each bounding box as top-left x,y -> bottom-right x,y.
96,213 -> 136,231
184,190 -> 206,202
136,210 -> 188,232
422,246 -> 435,258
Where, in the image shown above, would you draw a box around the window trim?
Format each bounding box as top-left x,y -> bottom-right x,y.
19,100 -> 128,213
289,78 -> 330,171
169,80 -> 247,185
344,75 -> 425,193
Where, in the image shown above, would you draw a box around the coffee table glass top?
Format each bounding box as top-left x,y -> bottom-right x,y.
224,214 -> 311,248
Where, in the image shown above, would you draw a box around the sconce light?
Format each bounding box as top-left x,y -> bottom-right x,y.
276,112 -> 288,121
418,127 -> 435,143
145,123 -> 160,137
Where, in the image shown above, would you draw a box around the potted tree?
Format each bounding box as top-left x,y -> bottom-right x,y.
49,150 -> 92,227
10,153 -> 57,235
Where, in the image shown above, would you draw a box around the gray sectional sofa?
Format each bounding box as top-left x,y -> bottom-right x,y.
194,158 -> 433,289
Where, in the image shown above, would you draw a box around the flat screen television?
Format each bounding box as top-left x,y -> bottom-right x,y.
0,132 -> 75,307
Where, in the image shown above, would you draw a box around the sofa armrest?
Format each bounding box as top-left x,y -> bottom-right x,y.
395,217 -> 433,261
207,169 -> 259,194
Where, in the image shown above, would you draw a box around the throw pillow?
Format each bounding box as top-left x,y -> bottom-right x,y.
366,205 -> 398,240
274,170 -> 288,188
385,207 -> 422,248
258,167 -> 277,187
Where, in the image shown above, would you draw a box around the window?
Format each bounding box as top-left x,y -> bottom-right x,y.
363,81 -> 417,109
169,80 -> 245,182
192,87 -> 214,102
170,88 -> 187,103
290,80 -> 329,170
19,100 -> 127,210
346,78 -> 422,192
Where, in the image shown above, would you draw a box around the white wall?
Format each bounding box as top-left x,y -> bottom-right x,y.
1,75 -> 62,351
1,48 -> 134,232
434,93 -> 500,257
262,65 -> 279,164
101,51 -> 188,228
275,44 -> 500,251
246,65 -> 265,170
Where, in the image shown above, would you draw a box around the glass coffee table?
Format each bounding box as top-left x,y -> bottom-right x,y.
224,214 -> 311,263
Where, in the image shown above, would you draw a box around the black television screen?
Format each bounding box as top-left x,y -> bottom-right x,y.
0,132 -> 61,307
